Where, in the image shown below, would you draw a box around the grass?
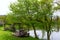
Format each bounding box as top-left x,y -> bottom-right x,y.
0,27 -> 39,40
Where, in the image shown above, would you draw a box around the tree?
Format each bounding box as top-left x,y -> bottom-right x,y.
0,15 -> 6,30
7,0 -> 60,40
8,0 -> 39,38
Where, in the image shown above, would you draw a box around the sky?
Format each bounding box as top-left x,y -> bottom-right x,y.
0,0 -> 17,15
0,0 -> 60,16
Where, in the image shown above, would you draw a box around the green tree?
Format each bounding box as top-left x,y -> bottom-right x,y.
7,0 -> 60,40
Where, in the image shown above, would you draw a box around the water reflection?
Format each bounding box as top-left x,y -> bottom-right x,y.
28,30 -> 60,40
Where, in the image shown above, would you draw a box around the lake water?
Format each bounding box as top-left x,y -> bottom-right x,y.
28,30 -> 60,40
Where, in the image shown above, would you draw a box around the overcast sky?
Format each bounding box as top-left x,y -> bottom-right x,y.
0,0 -> 17,15
0,0 -> 60,16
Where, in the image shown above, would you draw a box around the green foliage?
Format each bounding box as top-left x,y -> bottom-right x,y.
5,0 -> 60,40
6,0 -> 60,29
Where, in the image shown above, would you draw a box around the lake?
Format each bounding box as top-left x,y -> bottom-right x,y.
28,30 -> 60,40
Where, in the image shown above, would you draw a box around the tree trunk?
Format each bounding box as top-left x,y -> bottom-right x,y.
47,24 -> 51,40
57,25 -> 59,32
47,30 -> 50,40
45,15 -> 52,40
27,26 -> 29,32
42,30 -> 45,39
11,23 -> 16,32
3,23 -> 6,30
32,24 -> 38,39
